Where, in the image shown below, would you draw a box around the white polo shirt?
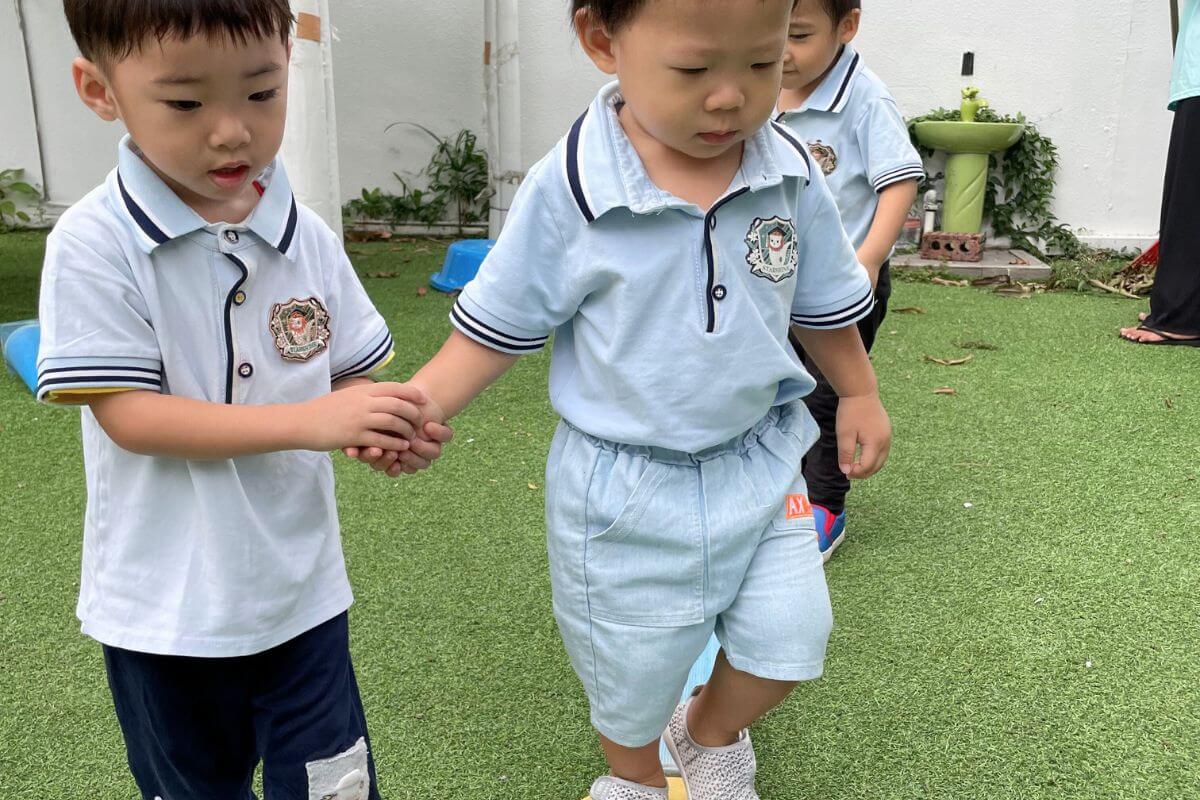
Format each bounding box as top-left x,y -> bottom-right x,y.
451,82 -> 873,453
36,136 -> 394,657
775,44 -> 925,250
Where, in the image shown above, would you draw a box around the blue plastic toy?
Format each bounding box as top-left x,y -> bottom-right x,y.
430,239 -> 495,293
3,322 -> 40,395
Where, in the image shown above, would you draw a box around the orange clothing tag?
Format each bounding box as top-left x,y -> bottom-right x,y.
786,494 -> 813,520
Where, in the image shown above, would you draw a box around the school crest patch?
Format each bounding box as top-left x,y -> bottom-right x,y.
745,216 -> 798,282
269,297 -> 331,361
808,140 -> 838,175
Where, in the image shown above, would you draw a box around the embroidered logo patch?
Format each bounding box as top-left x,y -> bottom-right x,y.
269,297 -> 331,361
786,494 -> 814,520
745,216 -> 798,282
808,140 -> 838,175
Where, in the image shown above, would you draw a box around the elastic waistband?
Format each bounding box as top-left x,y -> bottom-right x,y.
563,401 -> 806,466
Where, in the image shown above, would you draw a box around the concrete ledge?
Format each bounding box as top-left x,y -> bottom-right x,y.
891,248 -> 1051,281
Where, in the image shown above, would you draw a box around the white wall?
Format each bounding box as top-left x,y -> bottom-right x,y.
0,0 -> 1177,244
0,2 -> 47,202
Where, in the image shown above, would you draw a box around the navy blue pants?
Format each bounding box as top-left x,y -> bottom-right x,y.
103,612 -> 381,800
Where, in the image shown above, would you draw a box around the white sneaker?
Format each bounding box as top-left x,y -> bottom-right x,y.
589,775 -> 670,800
662,697 -> 760,800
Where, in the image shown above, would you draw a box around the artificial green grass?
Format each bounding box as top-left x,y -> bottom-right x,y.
1,233 -> 1197,798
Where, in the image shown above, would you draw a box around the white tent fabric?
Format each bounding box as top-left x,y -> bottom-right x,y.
282,0 -> 342,238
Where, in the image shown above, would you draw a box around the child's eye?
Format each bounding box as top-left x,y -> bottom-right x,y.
674,67 -> 707,75
790,34 -> 811,41
165,100 -> 201,111
250,89 -> 280,102
752,61 -> 778,70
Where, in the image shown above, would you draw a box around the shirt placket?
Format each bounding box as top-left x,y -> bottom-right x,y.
701,188 -> 749,334
218,229 -> 253,404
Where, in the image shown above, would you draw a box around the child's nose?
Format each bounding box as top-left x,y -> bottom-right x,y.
706,83 -> 746,113
210,115 -> 252,150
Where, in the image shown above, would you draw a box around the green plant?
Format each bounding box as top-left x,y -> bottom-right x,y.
907,109 -> 1083,258
343,126 -> 490,233
0,168 -> 42,230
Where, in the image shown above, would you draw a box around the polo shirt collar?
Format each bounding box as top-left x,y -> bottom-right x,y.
113,135 -> 299,259
565,81 -> 811,223
777,43 -> 863,117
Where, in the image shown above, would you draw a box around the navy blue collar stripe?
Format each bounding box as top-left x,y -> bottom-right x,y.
276,196 -> 299,254
769,123 -> 814,183
827,53 -> 860,112
117,173 -> 169,244
566,110 -> 595,223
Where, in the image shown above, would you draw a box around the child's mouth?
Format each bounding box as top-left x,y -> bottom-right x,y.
699,131 -> 738,145
209,164 -> 251,188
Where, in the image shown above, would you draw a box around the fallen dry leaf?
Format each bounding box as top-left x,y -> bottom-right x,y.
364,271 -> 399,279
971,274 -> 1011,287
932,277 -> 969,287
1165,396 -> 1174,409
416,286 -> 428,297
924,355 -> 974,366
933,387 -> 957,395
894,306 -> 927,314
528,482 -> 539,490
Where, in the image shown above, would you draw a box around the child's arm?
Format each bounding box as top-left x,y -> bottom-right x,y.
791,325 -> 891,478
87,381 -> 426,460
856,179 -> 918,286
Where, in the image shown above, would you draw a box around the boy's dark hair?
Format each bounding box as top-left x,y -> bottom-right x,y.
64,0 -> 293,66
820,0 -> 861,22
571,0 -> 804,32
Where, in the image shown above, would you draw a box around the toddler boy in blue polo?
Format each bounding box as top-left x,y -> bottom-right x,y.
449,81 -> 874,747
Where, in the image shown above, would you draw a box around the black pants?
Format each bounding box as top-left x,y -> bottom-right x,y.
1146,95 -> 1200,337
794,262 -> 891,515
104,612 -> 381,800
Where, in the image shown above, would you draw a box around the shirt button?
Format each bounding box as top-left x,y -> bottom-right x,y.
224,230 -> 240,244
233,290 -> 247,306
238,362 -> 254,378
712,284 -> 727,301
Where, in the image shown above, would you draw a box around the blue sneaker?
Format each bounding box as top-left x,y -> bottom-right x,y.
813,504 -> 846,563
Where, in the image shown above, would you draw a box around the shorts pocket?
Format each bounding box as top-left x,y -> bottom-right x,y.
584,459 -> 705,627
306,737 -> 370,800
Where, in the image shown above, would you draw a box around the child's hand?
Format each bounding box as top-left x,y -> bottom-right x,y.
303,381 -> 426,452
835,393 -> 892,479
342,393 -> 453,477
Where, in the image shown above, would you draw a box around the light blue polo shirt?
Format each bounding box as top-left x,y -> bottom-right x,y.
1171,0 -> 1200,108
775,44 -> 925,250
451,82 -> 873,453
36,136 -> 394,657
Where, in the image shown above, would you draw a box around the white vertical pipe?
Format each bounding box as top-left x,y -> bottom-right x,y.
282,0 -> 343,238
485,0 -> 522,239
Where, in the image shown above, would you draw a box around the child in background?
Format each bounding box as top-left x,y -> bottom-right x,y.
389,1 -> 891,796
776,0 -> 923,560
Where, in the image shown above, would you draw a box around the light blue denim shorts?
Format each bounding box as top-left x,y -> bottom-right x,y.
544,400 -> 833,748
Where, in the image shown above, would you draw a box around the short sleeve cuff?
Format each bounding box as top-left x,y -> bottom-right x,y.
791,284 -> 876,329
36,356 -> 163,404
871,163 -> 926,192
331,325 -> 394,382
450,293 -> 549,356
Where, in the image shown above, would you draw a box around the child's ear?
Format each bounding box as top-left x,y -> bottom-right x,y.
838,9 -> 862,45
72,58 -> 120,122
575,8 -> 618,75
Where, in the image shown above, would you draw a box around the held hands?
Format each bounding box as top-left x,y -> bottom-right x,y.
835,392 -> 892,479
341,388 -> 453,477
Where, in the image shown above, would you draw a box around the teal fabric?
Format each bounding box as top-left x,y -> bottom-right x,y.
1171,0 -> 1200,108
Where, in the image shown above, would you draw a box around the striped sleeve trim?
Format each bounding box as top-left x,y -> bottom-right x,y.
871,164 -> 926,192
791,286 -> 876,329
331,330 -> 395,382
36,364 -> 163,403
449,301 -> 548,355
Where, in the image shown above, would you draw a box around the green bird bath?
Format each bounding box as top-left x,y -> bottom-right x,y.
913,87 -> 1024,233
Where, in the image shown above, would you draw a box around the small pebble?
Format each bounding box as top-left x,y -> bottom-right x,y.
963,502 -> 974,509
